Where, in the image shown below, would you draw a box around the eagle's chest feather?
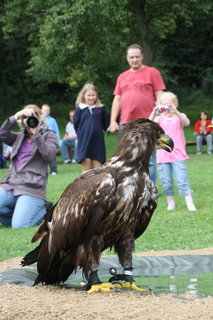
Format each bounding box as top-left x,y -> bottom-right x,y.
99,170 -> 157,236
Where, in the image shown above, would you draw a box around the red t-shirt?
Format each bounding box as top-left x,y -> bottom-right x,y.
113,66 -> 166,124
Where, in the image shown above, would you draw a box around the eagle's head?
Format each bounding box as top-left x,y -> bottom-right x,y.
115,118 -> 173,165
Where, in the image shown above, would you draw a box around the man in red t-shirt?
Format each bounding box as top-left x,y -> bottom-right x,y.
109,44 -> 166,182
110,44 -> 165,131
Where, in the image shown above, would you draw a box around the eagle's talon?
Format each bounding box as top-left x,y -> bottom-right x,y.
122,281 -> 148,292
110,280 -> 122,288
87,282 -> 118,294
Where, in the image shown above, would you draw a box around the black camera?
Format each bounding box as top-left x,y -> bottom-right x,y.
23,116 -> 39,128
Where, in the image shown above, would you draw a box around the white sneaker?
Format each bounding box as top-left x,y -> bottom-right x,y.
51,172 -> 57,175
167,203 -> 176,210
71,159 -> 77,163
167,200 -> 176,211
64,159 -> 71,164
186,201 -> 197,211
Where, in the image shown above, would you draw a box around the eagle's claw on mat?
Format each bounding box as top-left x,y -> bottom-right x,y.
109,274 -> 148,291
87,282 -> 122,293
87,281 -> 148,293
121,281 -> 148,291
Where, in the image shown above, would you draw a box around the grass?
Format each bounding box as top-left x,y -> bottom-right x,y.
0,128 -> 213,262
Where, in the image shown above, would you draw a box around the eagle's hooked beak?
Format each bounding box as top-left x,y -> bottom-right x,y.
158,134 -> 174,152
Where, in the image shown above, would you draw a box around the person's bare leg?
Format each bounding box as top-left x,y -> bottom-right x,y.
82,158 -> 93,171
92,160 -> 102,169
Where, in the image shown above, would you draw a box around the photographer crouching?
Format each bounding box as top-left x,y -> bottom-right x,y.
0,104 -> 58,229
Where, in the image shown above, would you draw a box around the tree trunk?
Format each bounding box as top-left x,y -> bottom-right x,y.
140,37 -> 153,66
130,0 -> 153,65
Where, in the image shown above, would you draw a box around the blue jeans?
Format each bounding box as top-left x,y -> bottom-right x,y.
0,187 -> 46,229
49,158 -> 57,173
195,134 -> 212,153
149,152 -> 157,184
119,124 -> 157,183
158,161 -> 191,196
59,139 -> 78,161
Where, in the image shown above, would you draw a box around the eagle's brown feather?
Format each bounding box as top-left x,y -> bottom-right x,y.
22,118 -> 173,286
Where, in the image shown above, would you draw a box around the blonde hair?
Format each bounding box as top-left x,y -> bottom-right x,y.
75,84 -> 102,106
18,104 -> 45,129
158,91 -> 179,106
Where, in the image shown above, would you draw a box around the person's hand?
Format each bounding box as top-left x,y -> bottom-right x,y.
14,108 -> 35,120
153,106 -> 160,115
14,107 -> 41,135
109,121 -> 119,133
168,104 -> 177,114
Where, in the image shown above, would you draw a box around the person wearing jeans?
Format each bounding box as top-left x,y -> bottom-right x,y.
0,104 -> 58,228
60,138 -> 78,163
41,104 -> 60,175
158,160 -> 191,198
194,111 -> 213,155
0,188 -> 46,228
149,91 -> 196,211
59,110 -> 78,164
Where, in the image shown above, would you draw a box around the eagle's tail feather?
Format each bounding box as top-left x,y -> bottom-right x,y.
21,244 -> 41,266
34,234 -> 78,285
35,233 -> 60,284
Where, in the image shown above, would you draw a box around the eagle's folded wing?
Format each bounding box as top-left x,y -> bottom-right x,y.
48,171 -> 117,255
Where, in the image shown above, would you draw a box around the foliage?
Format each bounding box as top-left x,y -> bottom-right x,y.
202,68 -> 213,95
1,0 -> 130,105
162,12 -> 213,88
0,0 -> 212,112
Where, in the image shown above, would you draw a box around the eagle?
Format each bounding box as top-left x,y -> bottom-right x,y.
22,118 -> 173,293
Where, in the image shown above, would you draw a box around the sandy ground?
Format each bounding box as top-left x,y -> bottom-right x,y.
0,248 -> 213,320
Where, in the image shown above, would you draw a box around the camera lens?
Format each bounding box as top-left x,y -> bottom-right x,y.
26,116 -> 39,128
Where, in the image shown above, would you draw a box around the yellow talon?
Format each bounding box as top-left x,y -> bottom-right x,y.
112,282 -> 123,288
122,281 -> 148,291
87,282 -> 117,294
86,282 -> 148,293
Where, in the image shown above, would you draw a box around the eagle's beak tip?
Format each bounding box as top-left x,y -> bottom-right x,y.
159,135 -> 174,152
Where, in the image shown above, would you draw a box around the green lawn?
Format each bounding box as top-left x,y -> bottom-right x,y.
0,131 -> 212,262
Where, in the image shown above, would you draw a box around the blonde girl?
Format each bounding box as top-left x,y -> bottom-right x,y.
74,84 -> 110,171
149,92 -> 196,211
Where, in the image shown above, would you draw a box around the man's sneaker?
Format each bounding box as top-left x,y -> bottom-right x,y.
51,172 -> 57,175
64,159 -> 72,164
71,159 -> 77,164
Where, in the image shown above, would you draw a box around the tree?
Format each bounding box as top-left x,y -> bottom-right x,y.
129,0 -> 213,65
0,0 -> 212,111
161,11 -> 213,89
